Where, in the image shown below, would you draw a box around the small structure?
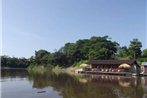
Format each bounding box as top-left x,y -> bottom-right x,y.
141,62 -> 147,74
80,64 -> 91,68
84,59 -> 140,75
74,64 -> 91,73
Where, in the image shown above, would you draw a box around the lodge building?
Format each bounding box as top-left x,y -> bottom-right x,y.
84,59 -> 141,75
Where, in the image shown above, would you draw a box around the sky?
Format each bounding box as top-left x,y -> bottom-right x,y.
2,0 -> 147,58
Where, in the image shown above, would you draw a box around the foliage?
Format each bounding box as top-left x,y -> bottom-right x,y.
1,55 -> 29,68
129,39 -> 142,59
137,58 -> 147,65
35,49 -> 50,64
60,36 -> 119,65
52,65 -> 66,74
142,48 -> 147,58
116,46 -> 131,59
72,60 -> 87,67
50,52 -> 68,67
27,64 -> 52,74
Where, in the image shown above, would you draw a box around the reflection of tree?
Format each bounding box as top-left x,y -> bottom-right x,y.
27,71 -> 145,98
28,72 -> 117,98
1,69 -> 28,79
28,72 -> 54,89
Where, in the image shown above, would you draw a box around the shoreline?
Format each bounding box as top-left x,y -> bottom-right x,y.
1,67 -> 26,70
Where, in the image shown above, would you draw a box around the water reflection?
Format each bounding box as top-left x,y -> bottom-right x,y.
1,69 -> 147,98
1,69 -> 29,82
82,74 -> 136,87
81,75 -> 146,98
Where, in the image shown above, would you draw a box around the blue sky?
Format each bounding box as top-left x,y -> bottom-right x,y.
2,0 -> 147,58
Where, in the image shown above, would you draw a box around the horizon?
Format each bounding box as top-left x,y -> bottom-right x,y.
2,0 -> 147,58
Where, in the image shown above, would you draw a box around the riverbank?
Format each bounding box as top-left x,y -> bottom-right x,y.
1,67 -> 26,70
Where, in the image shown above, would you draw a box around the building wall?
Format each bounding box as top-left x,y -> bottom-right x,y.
131,64 -> 137,73
144,67 -> 147,73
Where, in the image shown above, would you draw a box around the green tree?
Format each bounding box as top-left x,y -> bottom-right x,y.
142,48 -> 147,57
60,36 -> 119,65
117,46 -> 130,59
1,56 -> 29,68
129,38 -> 142,59
35,50 -> 50,64
50,51 -> 68,67
59,43 -> 76,64
88,36 -> 119,60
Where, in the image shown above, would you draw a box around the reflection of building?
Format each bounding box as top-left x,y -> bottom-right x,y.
141,77 -> 147,87
141,62 -> 147,74
83,74 -> 134,87
84,59 -> 140,75
140,77 -> 147,98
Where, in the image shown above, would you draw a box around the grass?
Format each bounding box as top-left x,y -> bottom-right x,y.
27,64 -> 52,74
27,64 -> 68,75
27,60 -> 88,75
52,66 -> 66,74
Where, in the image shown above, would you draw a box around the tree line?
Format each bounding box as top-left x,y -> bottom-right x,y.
1,56 -> 29,68
1,36 -> 147,68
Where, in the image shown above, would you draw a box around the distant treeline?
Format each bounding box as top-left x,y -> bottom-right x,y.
1,36 -> 147,68
1,56 -> 29,68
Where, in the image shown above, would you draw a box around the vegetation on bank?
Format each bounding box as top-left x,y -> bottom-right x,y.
1,56 -> 29,68
27,64 -> 51,74
1,36 -> 147,70
27,65 -> 71,75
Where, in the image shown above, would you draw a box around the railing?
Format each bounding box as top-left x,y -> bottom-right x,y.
85,68 -> 128,73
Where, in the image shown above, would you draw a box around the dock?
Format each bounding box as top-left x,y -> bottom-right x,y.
80,71 -> 133,76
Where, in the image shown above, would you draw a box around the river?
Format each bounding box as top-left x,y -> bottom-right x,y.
1,69 -> 147,98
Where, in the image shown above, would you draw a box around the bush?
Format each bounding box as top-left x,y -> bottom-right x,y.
72,60 -> 87,67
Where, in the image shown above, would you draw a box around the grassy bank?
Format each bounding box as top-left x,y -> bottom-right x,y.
27,64 -> 68,74
27,65 -> 82,75
27,60 -> 88,75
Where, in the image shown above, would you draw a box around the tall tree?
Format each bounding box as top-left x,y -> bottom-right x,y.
88,36 -> 119,60
129,38 -> 142,59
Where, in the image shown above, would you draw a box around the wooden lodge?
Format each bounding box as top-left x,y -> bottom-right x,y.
82,59 -> 141,76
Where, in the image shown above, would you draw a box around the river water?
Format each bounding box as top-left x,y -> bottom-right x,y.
1,69 -> 147,98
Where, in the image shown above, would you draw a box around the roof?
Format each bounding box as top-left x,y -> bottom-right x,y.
87,59 -> 137,65
141,62 -> 147,66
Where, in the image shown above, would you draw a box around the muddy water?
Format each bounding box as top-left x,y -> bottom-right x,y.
1,69 -> 147,98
